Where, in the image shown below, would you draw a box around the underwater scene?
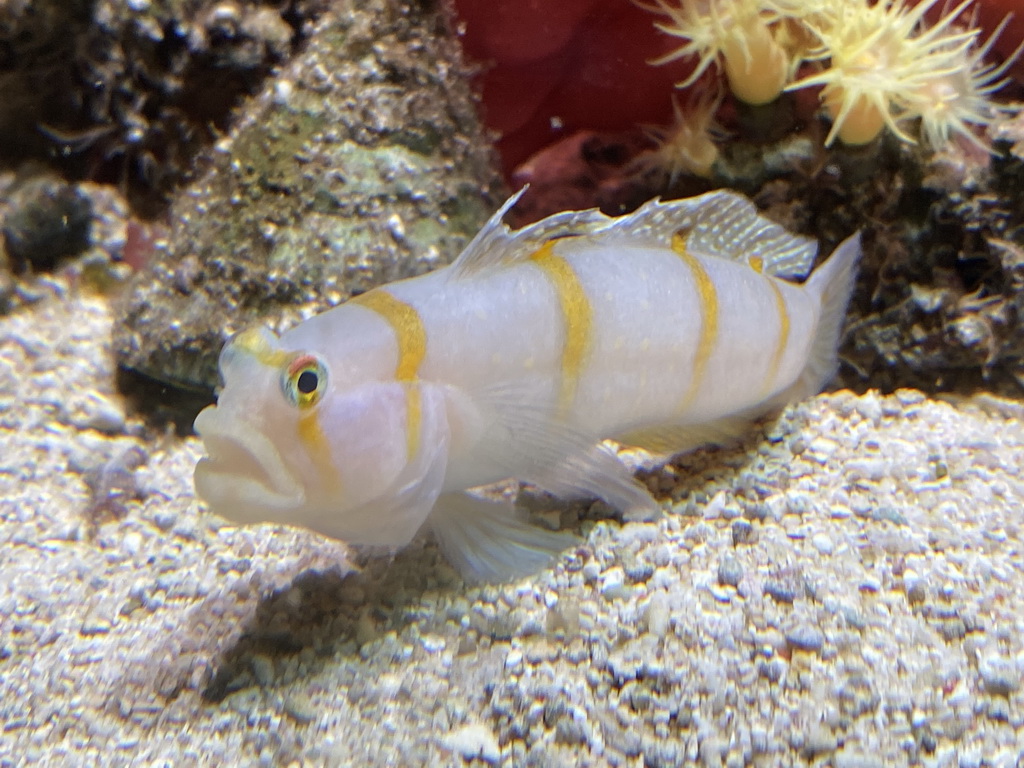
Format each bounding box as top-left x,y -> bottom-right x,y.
2,0 -> 1024,765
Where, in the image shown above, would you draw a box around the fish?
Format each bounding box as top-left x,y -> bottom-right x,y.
194,188 -> 861,582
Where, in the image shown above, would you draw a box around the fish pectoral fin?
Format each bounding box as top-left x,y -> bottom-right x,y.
473,380 -> 659,520
430,492 -> 579,583
524,442 -> 661,523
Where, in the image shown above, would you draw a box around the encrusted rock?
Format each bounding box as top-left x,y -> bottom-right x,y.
114,0 -> 503,391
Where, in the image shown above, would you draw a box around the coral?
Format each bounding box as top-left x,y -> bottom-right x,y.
907,14 -> 1024,153
639,0 -> 1022,150
640,0 -> 794,106
786,0 -> 983,146
632,92 -> 724,184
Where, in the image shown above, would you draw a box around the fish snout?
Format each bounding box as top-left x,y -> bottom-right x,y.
193,405 -> 304,520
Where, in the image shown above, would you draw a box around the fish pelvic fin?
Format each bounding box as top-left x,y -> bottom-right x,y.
430,492 -> 579,583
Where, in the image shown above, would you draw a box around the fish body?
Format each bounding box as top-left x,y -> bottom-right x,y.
194,189 -> 861,581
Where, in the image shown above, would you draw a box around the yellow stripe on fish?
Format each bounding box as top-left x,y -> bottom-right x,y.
528,240 -> 593,414
762,277 -> 791,399
351,288 -> 427,460
298,410 -> 341,493
670,232 -> 718,413
230,327 -> 292,368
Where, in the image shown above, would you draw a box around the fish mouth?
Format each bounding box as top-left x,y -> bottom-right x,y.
193,406 -> 304,520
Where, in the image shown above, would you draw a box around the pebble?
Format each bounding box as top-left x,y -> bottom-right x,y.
250,655 -> 275,688
79,617 -> 113,636
806,436 -> 840,463
765,579 -> 798,604
903,571 -> 927,605
600,567 -> 627,599
504,648 -> 523,670
642,592 -> 671,638
444,723 -> 501,765
282,691 -> 318,725
79,393 -> 127,434
800,725 -> 838,757
581,561 -> 601,583
978,655 -> 1020,696
731,519 -> 756,545
703,491 -> 728,520
785,624 -> 825,654
811,533 -> 834,555
623,557 -> 655,584
717,554 -> 743,587
152,509 -> 178,531
833,750 -> 884,768
830,504 -> 853,519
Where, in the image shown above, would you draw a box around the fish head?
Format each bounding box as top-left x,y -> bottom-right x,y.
194,324 -> 449,547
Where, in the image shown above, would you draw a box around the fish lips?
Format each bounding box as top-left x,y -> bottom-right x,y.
193,405 -> 304,519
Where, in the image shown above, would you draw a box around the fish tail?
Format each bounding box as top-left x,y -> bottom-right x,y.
793,231 -> 863,399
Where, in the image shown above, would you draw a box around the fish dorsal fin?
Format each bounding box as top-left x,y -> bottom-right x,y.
603,190 -> 819,281
451,188 -> 818,282
450,187 -> 611,278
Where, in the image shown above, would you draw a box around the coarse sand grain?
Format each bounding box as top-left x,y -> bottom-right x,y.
2,285 -> 1023,767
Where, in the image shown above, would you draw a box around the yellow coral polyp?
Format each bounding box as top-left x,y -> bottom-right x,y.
906,15 -> 1024,153
641,0 -> 795,106
822,85 -> 887,145
781,0 -> 1013,149
720,14 -> 790,105
641,0 -> 1021,153
632,94 -> 722,183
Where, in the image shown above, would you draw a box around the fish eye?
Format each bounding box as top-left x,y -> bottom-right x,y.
281,353 -> 328,408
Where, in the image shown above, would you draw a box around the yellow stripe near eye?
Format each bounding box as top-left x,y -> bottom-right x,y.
528,241 -> 592,414
231,327 -> 292,368
351,289 -> 427,460
298,410 -> 341,493
672,233 -> 718,413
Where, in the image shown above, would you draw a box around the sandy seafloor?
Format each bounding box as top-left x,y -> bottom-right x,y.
1,284 -> 1024,768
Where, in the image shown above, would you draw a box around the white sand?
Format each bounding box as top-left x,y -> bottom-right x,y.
2,286 -> 1023,767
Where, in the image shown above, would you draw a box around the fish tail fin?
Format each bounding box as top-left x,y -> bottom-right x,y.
792,231 -> 862,399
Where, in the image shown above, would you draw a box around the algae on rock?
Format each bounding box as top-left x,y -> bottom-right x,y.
114,0 -> 505,391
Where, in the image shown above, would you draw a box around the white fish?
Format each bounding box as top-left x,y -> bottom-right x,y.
194,189 -> 860,581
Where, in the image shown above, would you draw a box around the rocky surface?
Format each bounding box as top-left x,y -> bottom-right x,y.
3,282 -> 1024,766
0,0 -> 330,212
112,0 -> 504,392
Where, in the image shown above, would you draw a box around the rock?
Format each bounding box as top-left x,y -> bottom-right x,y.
282,691 -> 318,725
600,566 -> 627,599
811,532 -> 834,555
2,174 -> 92,271
114,0 -> 504,391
